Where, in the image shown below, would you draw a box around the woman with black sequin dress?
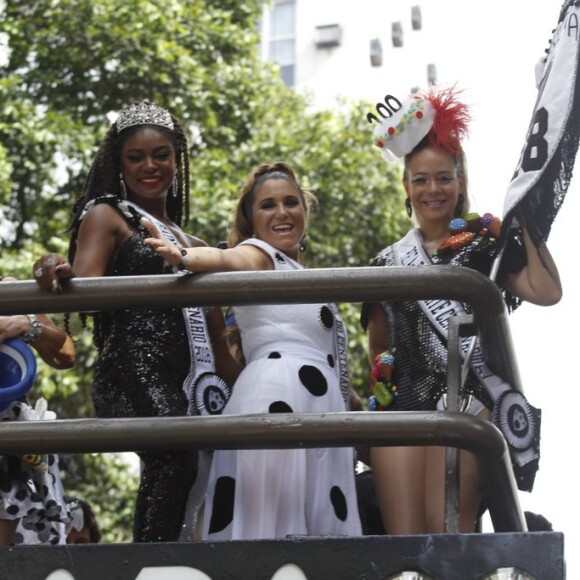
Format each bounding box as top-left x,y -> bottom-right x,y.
363,87 -> 562,535
32,102 -> 238,543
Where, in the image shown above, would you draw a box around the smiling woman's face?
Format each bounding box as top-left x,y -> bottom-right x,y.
120,127 -> 176,202
403,146 -> 463,226
250,178 -> 306,260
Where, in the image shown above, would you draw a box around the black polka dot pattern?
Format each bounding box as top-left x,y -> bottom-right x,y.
269,401 -> 294,413
13,532 -> 23,544
330,486 -> 348,521
208,476 -> 236,534
0,402 -> 71,545
319,305 -> 334,330
298,365 -> 328,397
200,240 -> 361,538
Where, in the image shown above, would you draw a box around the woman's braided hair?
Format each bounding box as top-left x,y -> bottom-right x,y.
65,104 -> 191,346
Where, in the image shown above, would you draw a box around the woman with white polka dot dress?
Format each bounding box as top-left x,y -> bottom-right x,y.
144,162 -> 362,540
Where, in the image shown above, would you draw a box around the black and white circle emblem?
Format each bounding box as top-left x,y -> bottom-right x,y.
193,373 -> 231,416
492,390 -> 536,451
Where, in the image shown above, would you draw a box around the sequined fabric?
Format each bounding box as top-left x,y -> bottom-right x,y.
366,227 -> 526,412
431,226 -> 526,313
86,199 -> 196,543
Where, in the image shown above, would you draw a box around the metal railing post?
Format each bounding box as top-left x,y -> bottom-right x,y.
0,267 -> 526,533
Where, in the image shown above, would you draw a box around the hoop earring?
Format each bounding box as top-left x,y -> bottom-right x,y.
405,197 -> 413,218
119,174 -> 128,200
455,193 -> 465,217
299,234 -> 308,254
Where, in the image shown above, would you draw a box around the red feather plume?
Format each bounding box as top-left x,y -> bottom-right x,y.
424,86 -> 471,154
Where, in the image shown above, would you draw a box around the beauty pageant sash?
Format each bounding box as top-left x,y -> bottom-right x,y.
124,201 -> 230,417
390,229 -> 540,490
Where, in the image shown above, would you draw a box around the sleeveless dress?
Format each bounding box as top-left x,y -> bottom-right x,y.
1,399 -> 69,545
202,239 -> 362,540
80,196 -> 197,543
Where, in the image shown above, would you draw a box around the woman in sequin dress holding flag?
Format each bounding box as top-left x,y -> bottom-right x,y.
363,86 -> 561,534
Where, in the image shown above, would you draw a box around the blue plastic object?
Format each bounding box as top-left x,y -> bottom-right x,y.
0,338 -> 37,411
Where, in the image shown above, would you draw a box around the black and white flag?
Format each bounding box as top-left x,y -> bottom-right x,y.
503,0 -> 580,242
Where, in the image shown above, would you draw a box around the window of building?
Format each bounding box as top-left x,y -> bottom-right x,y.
265,0 -> 296,87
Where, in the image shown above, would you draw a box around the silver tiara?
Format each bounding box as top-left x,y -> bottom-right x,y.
116,101 -> 174,133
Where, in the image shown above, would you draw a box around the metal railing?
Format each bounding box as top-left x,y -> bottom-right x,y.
0,266 -> 526,533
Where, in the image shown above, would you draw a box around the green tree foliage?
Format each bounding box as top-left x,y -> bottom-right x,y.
61,452 -> 139,544
0,0 -> 266,249
0,0 -> 406,542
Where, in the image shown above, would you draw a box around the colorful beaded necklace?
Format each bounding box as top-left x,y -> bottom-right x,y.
432,212 -> 501,259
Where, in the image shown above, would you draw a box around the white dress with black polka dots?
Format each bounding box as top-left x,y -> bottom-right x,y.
202,239 -> 362,540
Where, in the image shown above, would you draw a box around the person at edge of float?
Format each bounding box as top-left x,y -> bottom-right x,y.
0,275 -> 76,546
362,86 -> 562,534
143,162 -> 363,540
31,101 -> 240,543
65,496 -> 102,544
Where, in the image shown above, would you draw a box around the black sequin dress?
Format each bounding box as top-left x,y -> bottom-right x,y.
82,197 -> 196,543
363,225 -> 526,414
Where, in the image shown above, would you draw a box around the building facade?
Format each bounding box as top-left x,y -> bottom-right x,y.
259,0 -> 435,109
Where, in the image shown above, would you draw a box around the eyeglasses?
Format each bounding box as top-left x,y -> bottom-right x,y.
409,173 -> 458,187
